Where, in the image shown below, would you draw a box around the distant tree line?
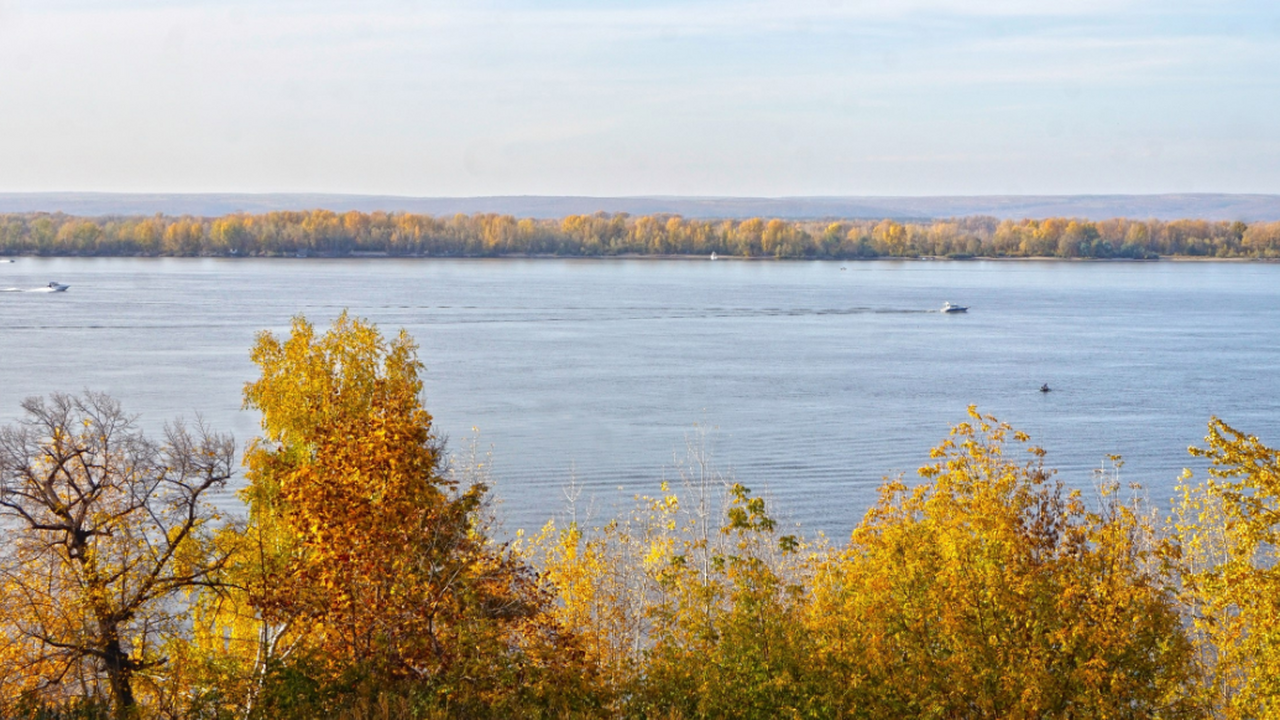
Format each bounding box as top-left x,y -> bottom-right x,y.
2,210 -> 1280,259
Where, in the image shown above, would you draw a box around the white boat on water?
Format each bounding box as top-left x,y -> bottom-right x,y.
940,301 -> 967,313
0,280 -> 69,292
1,281 -> 69,293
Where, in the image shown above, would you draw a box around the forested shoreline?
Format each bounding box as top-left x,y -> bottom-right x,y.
4,210 -> 1280,259
2,314 -> 1279,719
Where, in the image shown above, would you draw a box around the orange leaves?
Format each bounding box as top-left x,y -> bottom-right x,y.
11,319 -> 1279,717
209,313 -> 588,715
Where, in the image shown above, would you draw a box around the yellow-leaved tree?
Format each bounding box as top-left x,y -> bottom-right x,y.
1172,418 -> 1280,718
188,313 -> 592,718
530,439 -> 816,718
806,408 -> 1198,719
0,392 -> 234,720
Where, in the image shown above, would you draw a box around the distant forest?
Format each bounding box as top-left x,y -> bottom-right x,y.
3,210 -> 1280,259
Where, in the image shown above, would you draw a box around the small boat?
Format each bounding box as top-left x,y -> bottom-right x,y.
710,252 -> 718,261
1040,383 -> 1051,393
940,301 -> 967,313
46,282 -> 69,292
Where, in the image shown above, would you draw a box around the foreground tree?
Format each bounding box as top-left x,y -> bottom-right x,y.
806,408 -> 1199,718
0,392 -> 234,719
530,443 -> 817,718
1172,418 -> 1280,718
191,313 -> 592,717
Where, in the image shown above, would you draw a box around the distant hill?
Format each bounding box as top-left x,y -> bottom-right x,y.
2,192 -> 1279,221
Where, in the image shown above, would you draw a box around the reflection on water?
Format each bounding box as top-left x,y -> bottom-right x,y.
1,257 -> 1278,538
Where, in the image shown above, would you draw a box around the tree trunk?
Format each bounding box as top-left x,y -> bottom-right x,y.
102,628 -> 137,720
82,553 -> 137,720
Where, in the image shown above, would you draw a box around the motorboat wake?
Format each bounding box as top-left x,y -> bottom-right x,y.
1,282 -> 70,293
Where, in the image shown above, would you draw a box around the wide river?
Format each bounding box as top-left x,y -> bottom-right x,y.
2,257 -> 1277,538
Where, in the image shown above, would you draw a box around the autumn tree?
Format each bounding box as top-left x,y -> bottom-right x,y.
0,392 -> 234,720
0,209 -> 1272,259
161,218 -> 205,255
530,439 -> 815,718
872,219 -> 908,256
637,483 -> 817,718
806,408 -> 1198,719
1172,418 -> 1280,718
197,313 -> 589,716
732,218 -> 765,256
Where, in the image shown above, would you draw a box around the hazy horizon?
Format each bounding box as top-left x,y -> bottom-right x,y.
2,1 -> 1277,197
7,191 -> 1280,222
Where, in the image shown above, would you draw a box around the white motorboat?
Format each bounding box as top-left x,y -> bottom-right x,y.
2,281 -> 70,293
940,301 -> 967,313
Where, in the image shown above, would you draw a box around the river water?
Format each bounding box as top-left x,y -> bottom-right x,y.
1,257 -> 1277,538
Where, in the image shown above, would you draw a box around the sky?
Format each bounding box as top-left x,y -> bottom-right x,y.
0,0 -> 1278,197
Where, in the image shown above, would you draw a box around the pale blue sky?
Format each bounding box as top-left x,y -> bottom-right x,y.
1,0 -> 1277,196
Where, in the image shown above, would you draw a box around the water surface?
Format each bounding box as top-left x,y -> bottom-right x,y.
1,257 -> 1276,537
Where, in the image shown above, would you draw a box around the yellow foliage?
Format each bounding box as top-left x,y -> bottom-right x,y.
8,328 -> 1280,718
0,393 -> 234,719
806,408 -> 1197,718
529,443 -> 815,717
1172,418 -> 1280,718
187,312 -> 593,717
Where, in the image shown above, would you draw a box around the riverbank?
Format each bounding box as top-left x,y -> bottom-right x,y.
3,251 -> 1276,263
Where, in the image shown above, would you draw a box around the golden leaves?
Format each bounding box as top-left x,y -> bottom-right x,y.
0,392 -> 234,718
194,313 -> 584,716
7,318 -> 1280,718
1171,417 -> 1280,718
806,412 -> 1196,718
